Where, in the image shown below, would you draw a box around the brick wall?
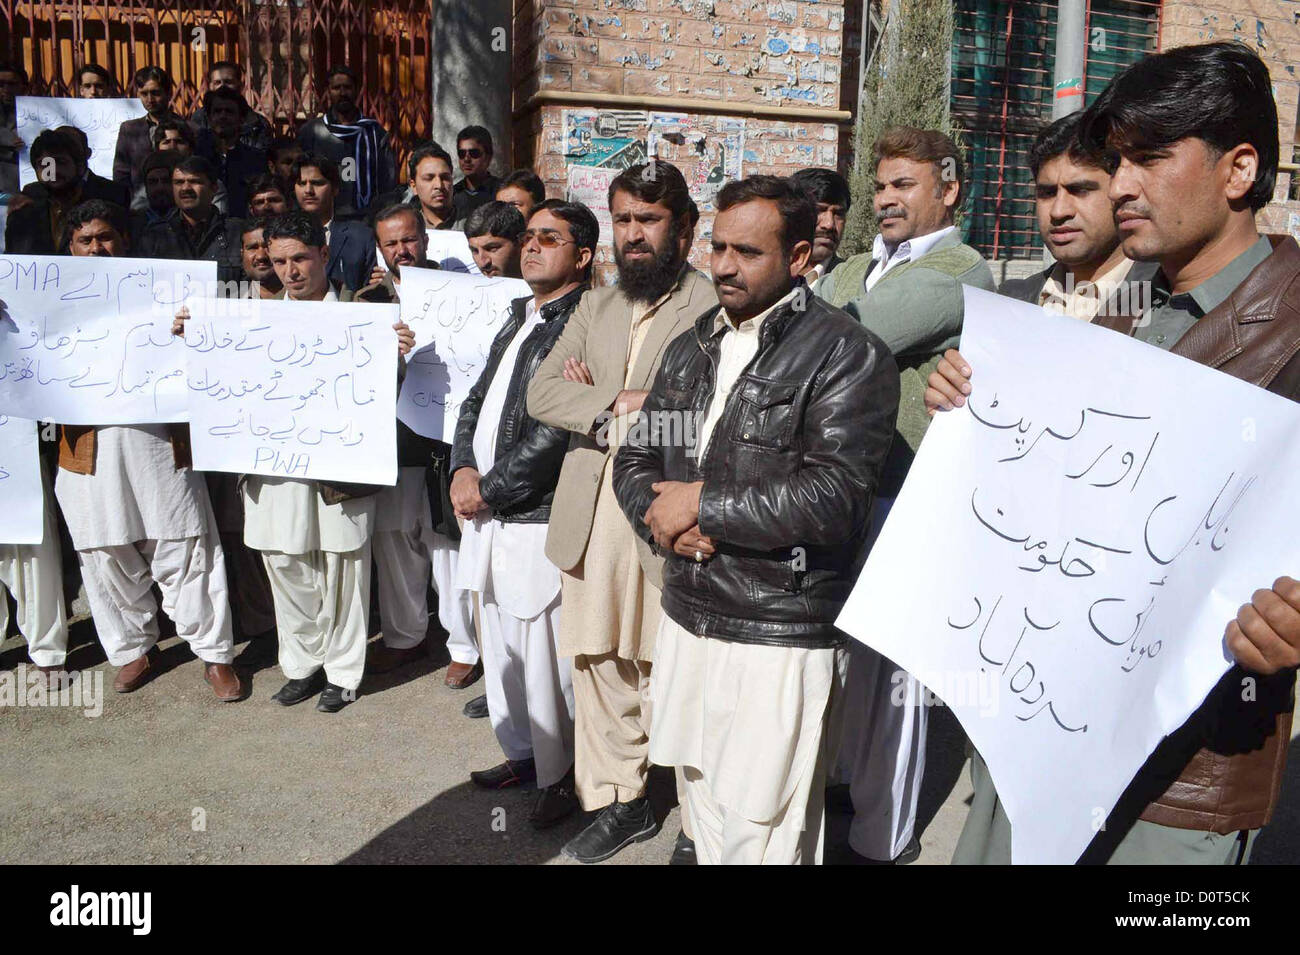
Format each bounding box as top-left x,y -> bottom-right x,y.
1161,1 -> 1300,240
512,0 -> 858,279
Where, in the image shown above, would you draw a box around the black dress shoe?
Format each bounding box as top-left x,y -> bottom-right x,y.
562,796 -> 660,863
316,682 -> 355,713
463,693 -> 489,719
470,758 -> 536,789
270,671 -> 326,706
531,770 -> 579,830
669,829 -> 697,865
824,782 -> 854,815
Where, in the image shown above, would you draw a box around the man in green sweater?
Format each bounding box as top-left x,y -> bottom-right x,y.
820,126 -> 994,863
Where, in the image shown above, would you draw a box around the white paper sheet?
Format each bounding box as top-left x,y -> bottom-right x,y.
394,265 -> 529,443
183,297 -> 399,485
0,415 -> 44,544
836,287 -> 1300,865
0,255 -> 216,423
15,96 -> 146,188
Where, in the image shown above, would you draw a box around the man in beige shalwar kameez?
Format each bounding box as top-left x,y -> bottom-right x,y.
527,161 -> 717,864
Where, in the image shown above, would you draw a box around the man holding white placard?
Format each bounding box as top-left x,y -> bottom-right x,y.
239,211 -> 412,713
363,203 -> 481,690
56,199 -> 242,701
928,42 -> 1300,865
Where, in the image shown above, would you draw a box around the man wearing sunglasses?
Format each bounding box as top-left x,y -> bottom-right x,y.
452,125 -> 502,223
450,199 -> 599,828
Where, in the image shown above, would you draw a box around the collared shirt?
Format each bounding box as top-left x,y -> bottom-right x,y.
697,287 -> 798,463
1038,256 -> 1135,322
864,225 -> 956,292
1139,236 -> 1273,352
323,218 -> 333,248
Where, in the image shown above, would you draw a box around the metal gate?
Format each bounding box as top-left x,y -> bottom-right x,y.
952,0 -> 1162,260
0,0 -> 431,157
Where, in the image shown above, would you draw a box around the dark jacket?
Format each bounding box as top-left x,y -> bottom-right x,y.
452,174 -> 502,222
195,131 -> 268,219
6,174 -> 131,253
1087,235 -> 1300,838
450,283 -> 589,523
327,218 -> 378,292
999,258 -> 1159,310
295,114 -> 397,218
191,106 -> 275,152
22,171 -> 129,208
137,207 -> 244,285
112,112 -> 193,192
613,286 -> 900,649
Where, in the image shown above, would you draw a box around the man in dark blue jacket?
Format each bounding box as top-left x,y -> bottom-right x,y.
291,154 -> 375,291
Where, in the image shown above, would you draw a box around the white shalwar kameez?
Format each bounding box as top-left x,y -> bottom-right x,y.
243,476 -> 375,691
55,425 -> 234,666
372,468 -> 478,662
0,466 -> 68,666
455,303 -> 573,787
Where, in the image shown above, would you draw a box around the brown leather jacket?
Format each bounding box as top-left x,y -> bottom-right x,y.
58,424 -> 192,475
1096,235 -> 1300,833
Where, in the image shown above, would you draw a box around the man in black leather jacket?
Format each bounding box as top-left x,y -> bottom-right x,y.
613,176 -> 899,863
449,199 -> 598,830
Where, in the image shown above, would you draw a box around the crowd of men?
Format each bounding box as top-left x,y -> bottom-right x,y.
0,40 -> 1298,866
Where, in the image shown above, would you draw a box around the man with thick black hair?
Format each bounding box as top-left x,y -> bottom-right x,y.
789,166 -> 851,292
930,40 -> 1300,866
452,124 -> 502,221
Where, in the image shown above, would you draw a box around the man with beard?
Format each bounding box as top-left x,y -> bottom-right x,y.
59,199 -> 243,701
6,130 -> 90,254
789,167 -> 850,295
191,61 -> 274,152
363,204 -> 481,693
295,65 -> 397,218
528,161 -> 717,864
1000,111 -> 1155,318
929,41 -> 1300,865
195,86 -> 268,218
465,200 -> 525,279
821,127 -> 994,866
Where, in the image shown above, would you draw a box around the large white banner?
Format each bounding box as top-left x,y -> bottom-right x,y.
0,415 -> 44,544
395,265 -> 529,443
837,287 -> 1300,865
16,96 -> 146,187
0,255 -> 216,424
184,297 -> 400,485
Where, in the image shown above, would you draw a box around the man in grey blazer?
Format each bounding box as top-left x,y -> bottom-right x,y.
528,161 -> 717,864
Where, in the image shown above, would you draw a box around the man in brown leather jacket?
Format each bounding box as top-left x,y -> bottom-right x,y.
928,41 -> 1300,864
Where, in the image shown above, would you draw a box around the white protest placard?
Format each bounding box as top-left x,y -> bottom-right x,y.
0,255 -> 216,424
566,164 -> 618,239
837,287 -> 1300,865
375,229 -> 480,276
395,265 -> 529,443
16,96 -> 146,187
183,297 -> 399,485
0,415 -> 44,544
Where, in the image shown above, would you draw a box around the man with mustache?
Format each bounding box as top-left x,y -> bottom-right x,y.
295,65 -> 397,218
465,200 -> 525,279
246,175 -> 289,220
789,167 -> 851,295
528,161 -> 717,864
1000,111 -> 1155,318
613,175 -> 898,864
137,156 -> 244,286
821,127 -> 994,866
408,143 -> 460,231
59,199 -> 244,701
451,125 -> 502,222
451,199 -> 599,828
292,155 -> 376,292
363,204 -> 481,694
929,41 -> 1300,865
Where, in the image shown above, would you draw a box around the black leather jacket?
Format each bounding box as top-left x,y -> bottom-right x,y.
450,284 -> 588,523
613,287 -> 899,648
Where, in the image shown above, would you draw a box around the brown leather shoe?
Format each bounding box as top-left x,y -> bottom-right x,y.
114,653 -> 154,693
204,662 -> 245,702
366,640 -> 427,674
444,660 -> 483,689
